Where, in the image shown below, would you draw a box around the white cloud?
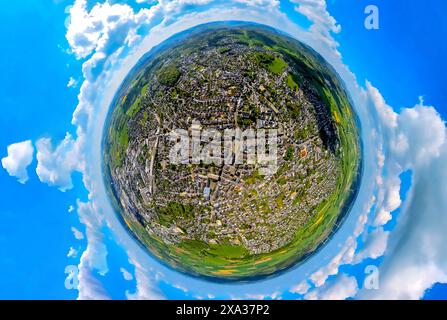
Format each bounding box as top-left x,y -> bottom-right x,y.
310,236 -> 357,287
372,174 -> 401,227
66,0 -> 216,63
173,283 -> 189,293
290,280 -> 311,295
77,268 -> 110,300
357,83 -> 447,300
67,77 -> 78,88
125,257 -> 164,300
305,274 -> 358,300
120,267 -> 134,281
245,291 -> 282,300
290,0 -> 341,55
1,140 -> 34,184
35,133 -> 83,192
365,82 -> 398,129
76,200 -> 110,300
354,228 -> 389,263
393,98 -> 446,169
235,0 -> 279,7
373,209 -> 391,227
67,247 -> 78,258
72,227 -> 85,240
68,205 -> 75,213
66,0 -> 155,59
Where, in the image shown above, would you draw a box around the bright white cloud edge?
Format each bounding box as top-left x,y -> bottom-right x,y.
1,140 -> 34,184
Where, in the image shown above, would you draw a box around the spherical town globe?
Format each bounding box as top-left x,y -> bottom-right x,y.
103,22 -> 362,280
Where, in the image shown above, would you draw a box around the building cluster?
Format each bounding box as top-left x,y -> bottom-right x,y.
109,35 -> 341,254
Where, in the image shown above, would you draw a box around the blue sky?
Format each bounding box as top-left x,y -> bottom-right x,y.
328,0 -> 447,114
325,1 -> 447,299
0,0 -> 80,299
0,0 -> 446,300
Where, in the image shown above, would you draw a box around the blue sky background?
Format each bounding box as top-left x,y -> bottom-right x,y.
0,0 -> 80,299
0,0 -> 445,299
326,0 -> 447,299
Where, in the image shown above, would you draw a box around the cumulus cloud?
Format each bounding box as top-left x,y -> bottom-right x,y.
290,0 -> 341,54
72,227 -> 85,240
120,267 -> 134,281
1,140 -> 34,184
77,268 -> 110,300
66,0 -> 154,59
358,84 -> 447,300
290,281 -> 311,295
354,228 -> 389,263
245,291 -> 282,300
66,0 -> 218,64
393,99 -> 446,169
372,173 -> 401,227
305,274 -> 358,300
67,247 -> 78,258
67,77 -> 78,88
126,257 -> 164,300
76,200 -> 110,300
235,0 -> 279,7
35,133 -> 83,192
310,236 -> 356,287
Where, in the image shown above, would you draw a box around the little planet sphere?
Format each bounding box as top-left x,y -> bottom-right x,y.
103,22 -> 362,281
